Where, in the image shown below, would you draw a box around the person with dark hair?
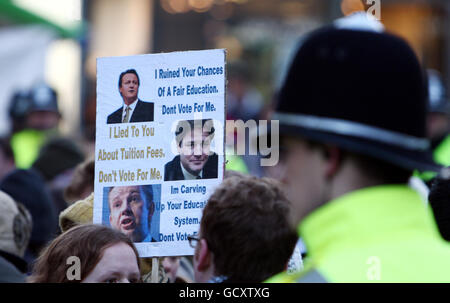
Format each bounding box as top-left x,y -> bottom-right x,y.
0,168 -> 58,269
63,158 -> 95,204
107,69 -> 154,124
164,119 -> 218,181
191,175 -> 298,283
267,13 -> 450,283
28,224 -> 141,283
107,185 -> 157,242
31,137 -> 85,215
226,60 -> 264,122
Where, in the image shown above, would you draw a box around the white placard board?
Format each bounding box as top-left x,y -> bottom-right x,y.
94,49 -> 226,257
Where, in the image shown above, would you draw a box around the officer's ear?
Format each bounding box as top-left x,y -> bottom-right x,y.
322,145 -> 342,179
195,239 -> 212,272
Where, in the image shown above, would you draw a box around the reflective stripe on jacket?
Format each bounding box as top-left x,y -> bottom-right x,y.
267,185 -> 450,283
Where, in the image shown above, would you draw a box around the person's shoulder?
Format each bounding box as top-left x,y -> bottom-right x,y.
203,153 -> 218,179
141,233 -> 158,243
107,107 -> 122,123
109,107 -> 122,116
209,152 -> 218,161
265,268 -> 329,283
0,256 -> 25,283
137,100 -> 154,107
165,155 -> 180,167
207,152 -> 218,167
164,155 -> 182,181
134,100 -> 154,122
264,271 -> 294,283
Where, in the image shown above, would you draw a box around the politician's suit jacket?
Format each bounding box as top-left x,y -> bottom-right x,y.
107,100 -> 154,124
164,153 -> 218,181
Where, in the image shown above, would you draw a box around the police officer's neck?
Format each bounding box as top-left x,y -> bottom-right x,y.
326,156 -> 389,202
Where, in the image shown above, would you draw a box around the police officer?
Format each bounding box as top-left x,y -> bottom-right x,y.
9,83 -> 61,169
267,13 -> 450,282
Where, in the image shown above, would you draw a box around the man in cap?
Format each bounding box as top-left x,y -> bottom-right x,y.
267,13 -> 450,282
9,82 -> 61,169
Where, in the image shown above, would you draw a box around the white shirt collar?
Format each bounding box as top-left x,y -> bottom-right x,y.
180,161 -> 202,180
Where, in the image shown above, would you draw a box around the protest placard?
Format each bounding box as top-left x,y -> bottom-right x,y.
94,49 -> 225,257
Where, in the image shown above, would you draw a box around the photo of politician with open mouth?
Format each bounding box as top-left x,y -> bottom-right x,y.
107,185 -> 159,242
164,119 -> 218,181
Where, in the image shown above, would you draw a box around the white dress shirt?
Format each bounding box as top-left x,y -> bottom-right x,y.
122,99 -> 138,122
180,162 -> 202,180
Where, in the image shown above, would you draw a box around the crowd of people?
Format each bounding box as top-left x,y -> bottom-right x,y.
1,12 -> 450,283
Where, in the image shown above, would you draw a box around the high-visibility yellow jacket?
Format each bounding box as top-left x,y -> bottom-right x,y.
10,129 -> 46,169
225,151 -> 249,174
416,134 -> 450,181
267,185 -> 450,282
434,134 -> 450,167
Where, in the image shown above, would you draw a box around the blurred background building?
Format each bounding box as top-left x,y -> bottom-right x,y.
0,0 -> 449,155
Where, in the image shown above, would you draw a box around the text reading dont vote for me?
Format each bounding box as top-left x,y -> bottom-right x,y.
162,102 -> 216,115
